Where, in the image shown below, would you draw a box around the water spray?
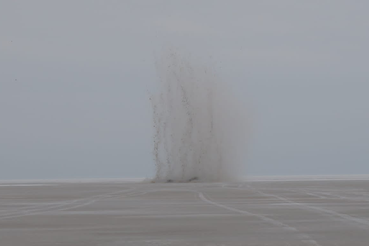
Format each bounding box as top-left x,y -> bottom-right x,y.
150,52 -> 246,182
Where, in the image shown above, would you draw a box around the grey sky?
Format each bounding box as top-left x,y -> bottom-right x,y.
1,1 -> 368,179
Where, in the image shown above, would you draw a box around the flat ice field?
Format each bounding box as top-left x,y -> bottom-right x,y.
1,178 -> 369,245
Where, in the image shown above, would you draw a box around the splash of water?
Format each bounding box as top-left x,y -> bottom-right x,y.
150,52 -> 246,182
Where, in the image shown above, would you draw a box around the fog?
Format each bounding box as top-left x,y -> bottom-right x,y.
1,1 -> 368,179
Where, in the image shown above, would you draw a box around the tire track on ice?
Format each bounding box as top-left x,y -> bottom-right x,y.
251,187 -> 369,230
0,187 -> 139,220
197,190 -> 321,246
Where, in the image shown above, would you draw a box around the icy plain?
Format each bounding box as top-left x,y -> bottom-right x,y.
1,178 -> 369,245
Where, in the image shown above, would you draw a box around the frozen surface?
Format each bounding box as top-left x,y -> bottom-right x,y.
1,179 -> 369,245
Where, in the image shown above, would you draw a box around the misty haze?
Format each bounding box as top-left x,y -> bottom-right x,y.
1,1 -> 369,245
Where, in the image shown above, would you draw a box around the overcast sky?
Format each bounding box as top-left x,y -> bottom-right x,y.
1,1 -> 368,179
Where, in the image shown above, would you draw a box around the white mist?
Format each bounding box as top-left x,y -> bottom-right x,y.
150,52 -> 247,182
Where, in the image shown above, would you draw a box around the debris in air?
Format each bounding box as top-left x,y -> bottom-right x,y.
150,51 -> 247,183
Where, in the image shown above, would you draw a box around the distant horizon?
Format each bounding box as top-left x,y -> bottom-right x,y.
2,174 -> 369,183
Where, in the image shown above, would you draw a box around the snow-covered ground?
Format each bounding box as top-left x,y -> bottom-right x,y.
1,178 -> 369,245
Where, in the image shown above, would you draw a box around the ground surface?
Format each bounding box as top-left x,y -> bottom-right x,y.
1,179 -> 369,246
